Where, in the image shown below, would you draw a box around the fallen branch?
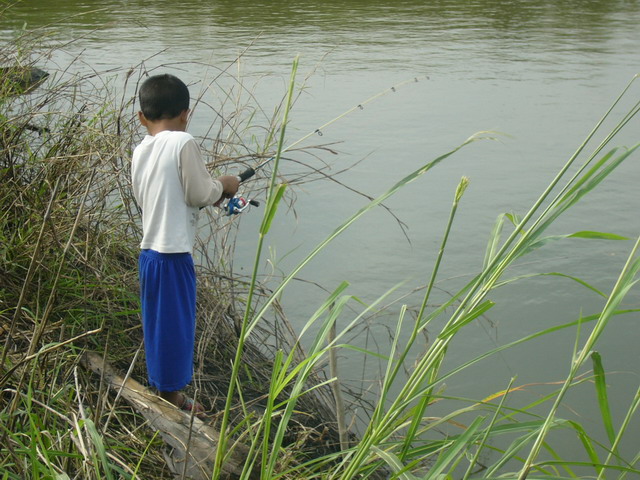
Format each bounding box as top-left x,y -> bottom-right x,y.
80,351 -> 258,480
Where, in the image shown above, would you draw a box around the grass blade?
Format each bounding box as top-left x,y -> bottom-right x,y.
602,386 -> 640,480
423,415 -> 485,479
371,446 -> 420,480
260,183 -> 287,235
213,55 -> 300,480
462,377 -> 516,480
591,351 -> 616,446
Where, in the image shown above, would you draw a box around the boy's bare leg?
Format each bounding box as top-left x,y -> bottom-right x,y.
159,390 -> 182,407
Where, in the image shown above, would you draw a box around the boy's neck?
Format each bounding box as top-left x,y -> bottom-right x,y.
138,110 -> 189,136
144,118 -> 187,136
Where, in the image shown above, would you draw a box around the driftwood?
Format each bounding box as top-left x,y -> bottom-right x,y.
81,351 -> 258,480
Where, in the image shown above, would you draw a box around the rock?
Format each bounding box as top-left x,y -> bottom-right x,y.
0,66 -> 49,95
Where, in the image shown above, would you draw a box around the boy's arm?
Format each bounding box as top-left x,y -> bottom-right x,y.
179,140 -> 224,207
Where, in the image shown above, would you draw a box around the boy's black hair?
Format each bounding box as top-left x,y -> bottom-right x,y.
139,74 -> 190,121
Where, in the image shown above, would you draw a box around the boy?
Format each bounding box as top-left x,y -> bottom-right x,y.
131,73 -> 239,415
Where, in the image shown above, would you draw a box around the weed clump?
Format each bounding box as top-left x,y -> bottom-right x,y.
0,37 -> 342,478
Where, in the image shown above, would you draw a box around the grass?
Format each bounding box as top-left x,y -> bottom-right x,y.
1,16 -> 640,480
0,28 -> 348,478
209,65 -> 640,479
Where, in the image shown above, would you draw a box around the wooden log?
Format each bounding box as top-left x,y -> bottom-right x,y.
81,351 -> 258,480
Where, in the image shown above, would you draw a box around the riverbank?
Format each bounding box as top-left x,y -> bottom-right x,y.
2,22 -> 640,479
0,44 -> 349,478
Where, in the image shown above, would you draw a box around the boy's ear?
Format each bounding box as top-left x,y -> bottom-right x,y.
138,111 -> 148,127
179,109 -> 190,122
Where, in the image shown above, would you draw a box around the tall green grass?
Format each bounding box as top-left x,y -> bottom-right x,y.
208,63 -> 640,479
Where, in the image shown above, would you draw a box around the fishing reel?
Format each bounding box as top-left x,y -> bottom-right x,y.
224,195 -> 260,215
221,167 -> 260,216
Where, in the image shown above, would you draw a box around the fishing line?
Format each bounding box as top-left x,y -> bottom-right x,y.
239,75 -> 427,180
224,75 -> 428,215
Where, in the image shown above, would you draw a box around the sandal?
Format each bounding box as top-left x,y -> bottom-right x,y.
178,394 -> 207,420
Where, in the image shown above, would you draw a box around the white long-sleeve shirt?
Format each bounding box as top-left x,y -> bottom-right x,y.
131,130 -> 223,253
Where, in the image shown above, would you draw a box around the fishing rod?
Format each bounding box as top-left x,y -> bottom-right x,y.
223,75 -> 428,215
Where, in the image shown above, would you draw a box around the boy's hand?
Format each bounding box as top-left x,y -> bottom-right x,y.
214,175 -> 240,207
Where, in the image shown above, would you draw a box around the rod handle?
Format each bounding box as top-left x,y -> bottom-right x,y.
237,166 -> 255,183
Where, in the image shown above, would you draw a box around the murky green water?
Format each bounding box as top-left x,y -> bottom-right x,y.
4,0 -> 640,464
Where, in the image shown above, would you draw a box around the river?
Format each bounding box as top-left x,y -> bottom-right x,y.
3,0 -> 640,467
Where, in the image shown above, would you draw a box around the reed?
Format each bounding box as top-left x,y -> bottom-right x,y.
214,68 -> 640,479
0,32 -> 347,478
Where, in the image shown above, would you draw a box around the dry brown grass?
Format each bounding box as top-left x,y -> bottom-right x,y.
0,36 -> 344,478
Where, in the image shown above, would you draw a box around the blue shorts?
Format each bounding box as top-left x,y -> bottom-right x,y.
139,249 -> 196,392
